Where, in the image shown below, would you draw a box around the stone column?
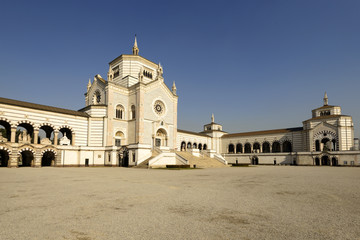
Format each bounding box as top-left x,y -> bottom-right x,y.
260,145 -> 263,153
10,127 -> 16,143
270,145 -> 272,153
280,143 -> 283,152
34,152 -> 41,167
33,130 -> 39,144
242,145 -> 244,153
72,133 -> 75,146
54,131 -> 58,145
8,151 -> 18,168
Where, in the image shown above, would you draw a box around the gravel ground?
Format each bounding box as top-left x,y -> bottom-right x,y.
0,166 -> 359,240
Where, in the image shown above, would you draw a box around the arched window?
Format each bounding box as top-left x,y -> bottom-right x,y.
203,144 -> 207,150
253,142 -> 260,153
262,142 -> 270,153
116,105 -> 125,119
181,141 -> 186,151
198,143 -> 202,150
58,127 -> 73,145
131,105 -> 136,119
193,143 -> 197,149
115,131 -> 125,147
272,142 -> 280,153
228,144 -> 234,153
244,143 -> 251,153
236,143 -> 242,153
187,142 -> 192,149
282,141 -> 292,152
93,91 -> 101,104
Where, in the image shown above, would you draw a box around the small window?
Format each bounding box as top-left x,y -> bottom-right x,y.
350,161 -> 354,165
131,105 -> 136,119
133,153 -> 136,162
344,161 -> 347,165
115,139 -> 121,146
113,66 -> 119,78
116,105 -> 124,119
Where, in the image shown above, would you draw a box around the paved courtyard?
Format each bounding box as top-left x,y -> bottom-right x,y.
0,166 -> 359,240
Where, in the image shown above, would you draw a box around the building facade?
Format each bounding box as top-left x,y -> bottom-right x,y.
0,39 -> 359,168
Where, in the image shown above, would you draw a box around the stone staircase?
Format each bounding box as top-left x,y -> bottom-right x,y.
135,152 -> 159,168
176,151 -> 228,168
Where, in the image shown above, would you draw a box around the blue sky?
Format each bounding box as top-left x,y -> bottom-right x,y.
1,0 -> 359,137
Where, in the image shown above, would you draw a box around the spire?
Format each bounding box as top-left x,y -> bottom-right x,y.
211,113 -> 214,123
172,81 -> 177,95
323,91 -> 328,106
87,78 -> 91,91
132,35 -> 139,55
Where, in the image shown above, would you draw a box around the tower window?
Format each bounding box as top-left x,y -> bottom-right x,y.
116,105 -> 125,119
113,66 -> 119,78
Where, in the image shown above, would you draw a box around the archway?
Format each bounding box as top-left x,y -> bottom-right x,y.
228,144 -> 234,153
193,143 -> 197,149
198,143 -> 202,150
0,119 -> 11,142
321,155 -> 330,166
251,156 -> 259,165
244,143 -> 251,153
187,142 -> 192,149
58,127 -> 73,145
315,157 -> 320,166
282,141 -> 292,152
155,128 -> 167,147
262,142 -> 270,153
42,151 -> 55,167
0,150 -> 9,167
272,142 -> 280,153
203,144 -> 207,150
119,147 -> 129,167
19,151 -> 34,167
39,125 -> 54,145
16,123 -> 34,144
331,157 -> 338,166
253,142 -> 260,153
236,143 -> 242,153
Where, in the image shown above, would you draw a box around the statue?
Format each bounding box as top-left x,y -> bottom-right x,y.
18,130 -> 31,144
40,138 -> 52,145
59,133 -> 71,146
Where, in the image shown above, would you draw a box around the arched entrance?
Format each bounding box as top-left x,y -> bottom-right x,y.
321,155 -> 330,166
0,150 -> 9,167
331,157 -> 338,166
155,128 -> 167,147
119,147 -> 129,167
251,156 -> 259,165
315,157 -> 320,166
42,151 -> 55,166
19,151 -> 34,167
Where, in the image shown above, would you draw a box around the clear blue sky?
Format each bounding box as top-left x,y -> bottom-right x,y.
1,0 -> 359,137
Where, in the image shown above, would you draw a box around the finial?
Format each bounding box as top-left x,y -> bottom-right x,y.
172,81 -> 177,95
211,113 -> 214,123
132,34 -> 139,55
87,78 -> 91,91
323,91 -> 328,106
